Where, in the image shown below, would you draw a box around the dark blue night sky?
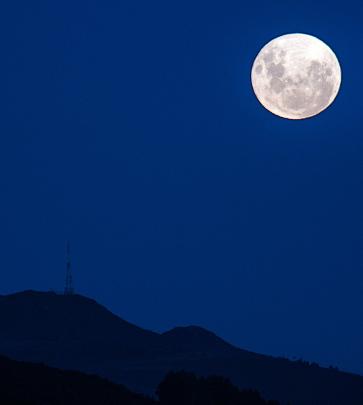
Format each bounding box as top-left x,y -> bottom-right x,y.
1,0 -> 362,374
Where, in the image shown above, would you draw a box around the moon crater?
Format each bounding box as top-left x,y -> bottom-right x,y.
251,34 -> 341,119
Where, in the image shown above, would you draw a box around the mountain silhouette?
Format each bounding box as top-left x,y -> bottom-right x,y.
161,326 -> 235,355
0,290 -> 363,405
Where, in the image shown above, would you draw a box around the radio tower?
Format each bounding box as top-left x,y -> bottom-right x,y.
64,241 -> 74,295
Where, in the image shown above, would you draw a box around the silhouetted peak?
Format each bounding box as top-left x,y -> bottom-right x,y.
3,289 -> 96,303
162,326 -> 234,354
0,290 -> 158,343
0,290 -> 114,323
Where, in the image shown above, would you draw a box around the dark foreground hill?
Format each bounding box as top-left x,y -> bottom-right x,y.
0,355 -> 278,405
0,354 -> 153,405
0,290 -> 363,405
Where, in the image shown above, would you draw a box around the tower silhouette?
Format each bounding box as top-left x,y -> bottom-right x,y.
64,241 -> 74,295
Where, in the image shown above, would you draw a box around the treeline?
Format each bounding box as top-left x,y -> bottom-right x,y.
157,371 -> 280,405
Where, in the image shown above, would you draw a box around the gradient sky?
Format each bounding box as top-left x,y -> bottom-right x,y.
1,0 -> 362,374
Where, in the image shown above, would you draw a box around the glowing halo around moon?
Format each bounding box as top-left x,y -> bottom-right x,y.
251,33 -> 342,120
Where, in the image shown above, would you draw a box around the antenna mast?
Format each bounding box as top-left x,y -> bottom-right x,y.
64,241 -> 74,295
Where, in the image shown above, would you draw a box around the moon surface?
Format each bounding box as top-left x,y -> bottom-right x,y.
251,33 -> 341,119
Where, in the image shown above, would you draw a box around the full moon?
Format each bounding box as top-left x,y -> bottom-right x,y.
251,33 -> 341,119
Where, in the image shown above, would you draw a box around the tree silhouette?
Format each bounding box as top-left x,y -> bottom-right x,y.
156,371 -> 280,405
